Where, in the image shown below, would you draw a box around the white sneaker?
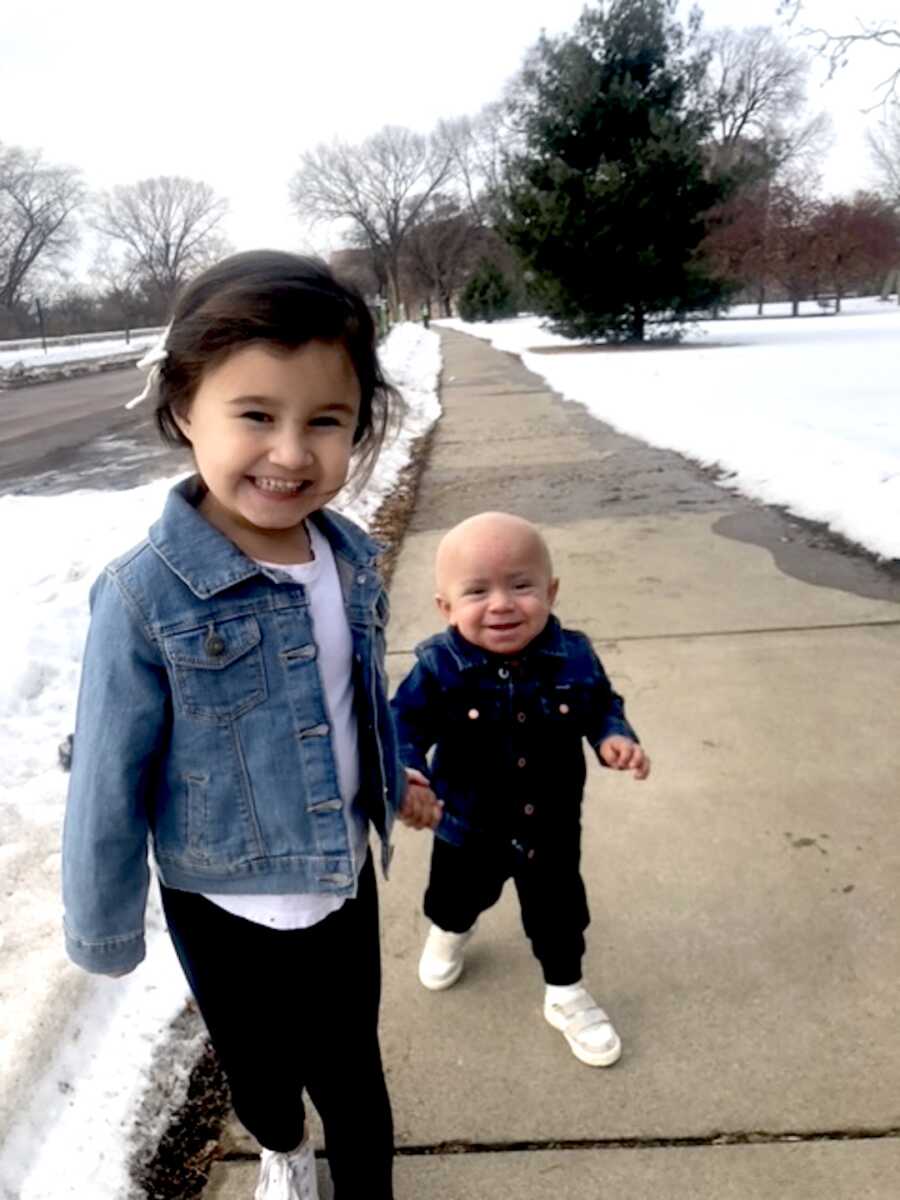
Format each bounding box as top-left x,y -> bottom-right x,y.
255,1138 -> 319,1200
418,923 -> 475,990
544,985 -> 622,1067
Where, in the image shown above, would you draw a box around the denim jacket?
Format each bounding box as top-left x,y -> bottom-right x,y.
390,616 -> 637,850
63,476 -> 403,975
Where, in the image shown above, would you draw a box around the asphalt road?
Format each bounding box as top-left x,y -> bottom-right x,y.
0,369 -> 187,495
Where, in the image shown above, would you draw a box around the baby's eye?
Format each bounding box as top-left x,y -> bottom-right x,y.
514,581 -> 534,590
241,410 -> 272,424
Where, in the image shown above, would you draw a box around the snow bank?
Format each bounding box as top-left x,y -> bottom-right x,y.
439,303 -> 900,561
0,324 -> 441,1199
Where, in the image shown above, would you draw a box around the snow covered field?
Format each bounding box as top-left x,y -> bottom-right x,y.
0,323 -> 442,1200
440,296 -> 900,561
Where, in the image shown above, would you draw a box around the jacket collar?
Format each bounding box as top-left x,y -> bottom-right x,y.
444,614 -> 567,671
148,476 -> 381,599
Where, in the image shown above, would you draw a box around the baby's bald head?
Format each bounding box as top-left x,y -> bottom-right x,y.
434,512 -> 558,655
435,512 -> 553,593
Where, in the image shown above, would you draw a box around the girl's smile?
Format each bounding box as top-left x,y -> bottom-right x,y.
174,339 -> 361,563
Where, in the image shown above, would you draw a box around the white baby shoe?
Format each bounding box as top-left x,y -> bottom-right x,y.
544,983 -> 622,1067
418,923 -> 475,990
255,1138 -> 319,1200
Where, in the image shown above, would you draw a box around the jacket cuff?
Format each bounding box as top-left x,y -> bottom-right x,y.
399,748 -> 429,776
64,925 -> 146,976
592,716 -> 640,754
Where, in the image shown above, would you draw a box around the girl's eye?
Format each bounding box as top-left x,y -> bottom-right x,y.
241,410 -> 272,424
309,415 -> 342,428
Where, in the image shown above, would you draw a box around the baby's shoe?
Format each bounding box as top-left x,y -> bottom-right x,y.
418,923 -> 475,990
544,982 -> 622,1067
255,1137 -> 319,1200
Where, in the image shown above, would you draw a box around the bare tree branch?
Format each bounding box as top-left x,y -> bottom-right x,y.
779,2 -> 900,107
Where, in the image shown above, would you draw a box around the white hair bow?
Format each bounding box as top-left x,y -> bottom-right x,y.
125,325 -> 171,410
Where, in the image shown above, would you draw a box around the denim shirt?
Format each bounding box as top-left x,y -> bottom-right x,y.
63,476 -> 403,975
390,616 -> 637,852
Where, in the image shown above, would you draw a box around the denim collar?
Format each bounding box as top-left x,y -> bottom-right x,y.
444,614 -> 568,671
148,476 -> 381,599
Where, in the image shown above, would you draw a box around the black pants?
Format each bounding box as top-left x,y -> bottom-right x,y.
423,834 -> 590,985
160,853 -> 393,1200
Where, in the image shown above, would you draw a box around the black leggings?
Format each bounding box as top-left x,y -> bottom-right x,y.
160,852 -> 393,1200
424,835 -> 590,985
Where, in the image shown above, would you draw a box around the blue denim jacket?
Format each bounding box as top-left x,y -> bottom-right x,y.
63,477 -> 403,975
390,616 -> 637,850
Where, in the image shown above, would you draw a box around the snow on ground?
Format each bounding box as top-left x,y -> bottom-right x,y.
0,324 -> 441,1200
0,336 -> 158,372
439,297 -> 900,561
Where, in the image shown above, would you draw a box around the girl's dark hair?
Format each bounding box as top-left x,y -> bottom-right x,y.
154,250 -> 400,488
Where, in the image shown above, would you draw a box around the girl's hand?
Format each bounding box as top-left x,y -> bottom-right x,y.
598,736 -> 651,780
400,769 -> 443,830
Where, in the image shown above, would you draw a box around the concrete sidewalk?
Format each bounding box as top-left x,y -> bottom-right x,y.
205,328 -> 900,1197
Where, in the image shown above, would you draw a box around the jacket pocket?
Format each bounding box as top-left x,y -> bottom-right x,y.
163,615 -> 267,723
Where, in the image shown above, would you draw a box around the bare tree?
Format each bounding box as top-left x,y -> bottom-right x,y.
290,125 -> 456,315
779,3 -> 900,106
702,26 -> 830,179
0,142 -> 84,312
812,192 -> 900,309
704,28 -> 805,154
92,176 -> 229,310
403,194 -> 488,317
767,180 -> 823,314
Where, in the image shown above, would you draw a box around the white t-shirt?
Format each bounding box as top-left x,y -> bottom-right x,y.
204,522 -> 368,928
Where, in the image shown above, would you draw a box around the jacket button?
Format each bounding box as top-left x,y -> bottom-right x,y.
559,703 -> 570,714
517,712 -> 526,723
468,708 -> 479,720
524,803 -> 535,815
357,573 -> 367,584
205,632 -> 225,656
527,848 -> 536,860
498,667 -> 509,679
517,757 -> 526,768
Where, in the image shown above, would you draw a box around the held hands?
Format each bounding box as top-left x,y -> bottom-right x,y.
399,767 -> 444,830
598,736 -> 651,781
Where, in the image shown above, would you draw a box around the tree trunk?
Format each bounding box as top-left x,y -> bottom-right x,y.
835,285 -> 842,314
791,296 -> 799,317
756,284 -> 765,316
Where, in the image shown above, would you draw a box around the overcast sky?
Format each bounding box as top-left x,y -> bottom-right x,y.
1,0 -> 897,268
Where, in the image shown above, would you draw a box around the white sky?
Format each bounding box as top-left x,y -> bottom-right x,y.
1,0 -> 897,270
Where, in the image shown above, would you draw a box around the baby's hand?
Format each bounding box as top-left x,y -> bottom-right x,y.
598,736 -> 651,780
399,768 -> 443,830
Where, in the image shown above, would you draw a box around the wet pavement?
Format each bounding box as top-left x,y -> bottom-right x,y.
0,369 -> 187,496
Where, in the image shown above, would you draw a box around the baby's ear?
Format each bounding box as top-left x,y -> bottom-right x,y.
548,577 -> 560,606
435,593 -> 452,622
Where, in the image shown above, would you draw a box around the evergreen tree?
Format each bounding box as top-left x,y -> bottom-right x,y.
502,0 -> 729,341
458,259 -> 517,322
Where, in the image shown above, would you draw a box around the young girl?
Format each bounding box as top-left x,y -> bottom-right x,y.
62,251 -> 438,1200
